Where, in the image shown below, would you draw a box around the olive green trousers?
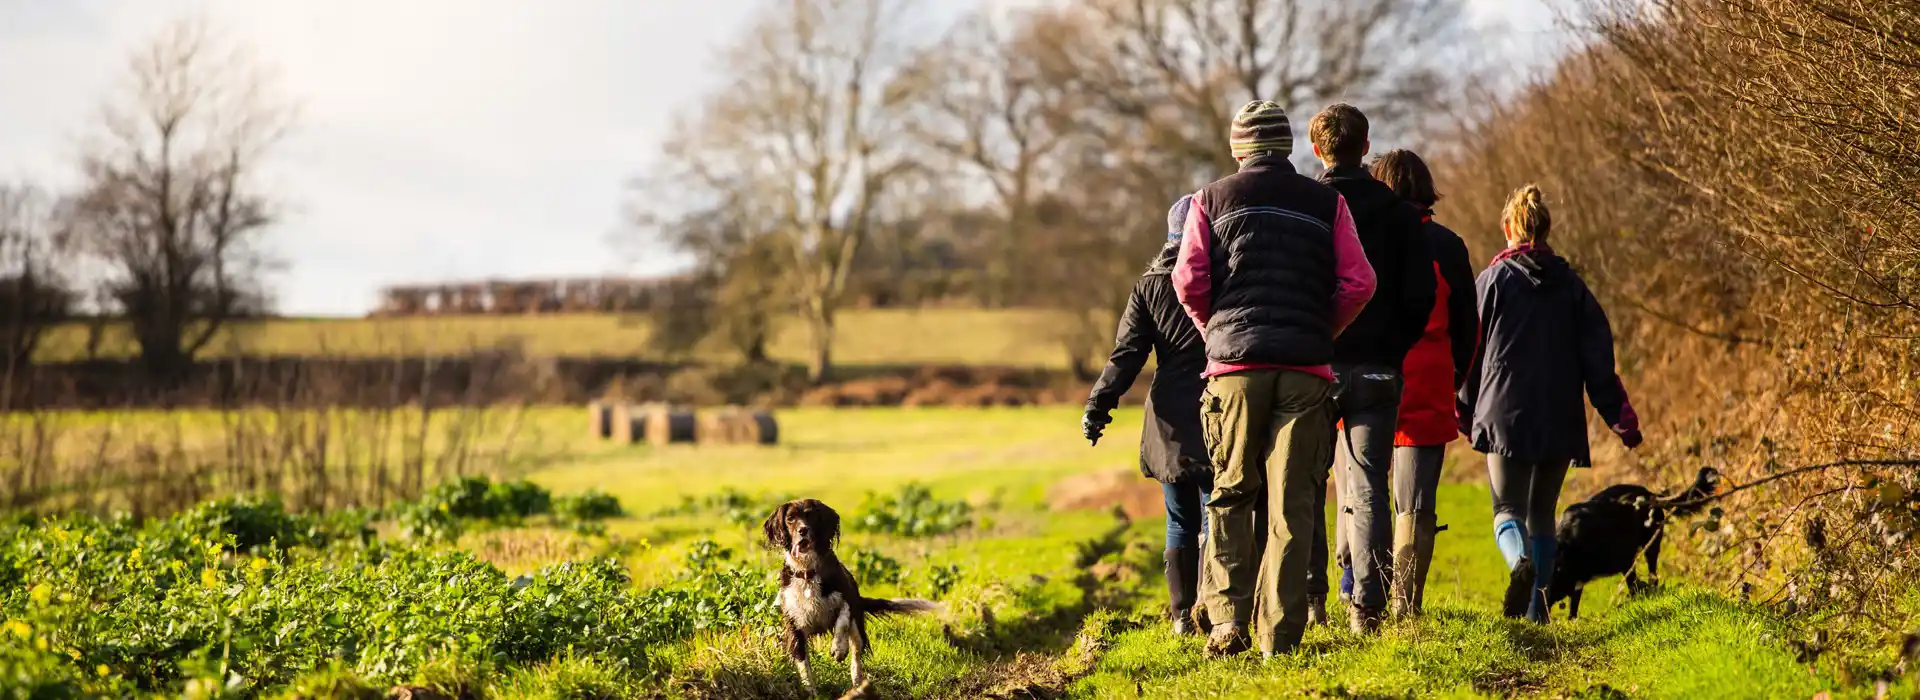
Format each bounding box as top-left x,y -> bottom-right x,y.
1199,369 -> 1334,654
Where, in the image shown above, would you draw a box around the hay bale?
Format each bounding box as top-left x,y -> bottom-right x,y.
643,408 -> 697,445
611,403 -> 642,444
690,408 -> 780,445
748,410 -> 778,445
696,410 -> 737,445
587,401 -> 614,439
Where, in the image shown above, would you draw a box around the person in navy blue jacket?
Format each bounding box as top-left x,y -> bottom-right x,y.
1456,184 -> 1643,623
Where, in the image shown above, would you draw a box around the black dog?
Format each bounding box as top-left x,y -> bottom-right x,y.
762,499 -> 939,691
1547,466 -> 1721,620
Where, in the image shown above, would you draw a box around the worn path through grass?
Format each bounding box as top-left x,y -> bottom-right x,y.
523,408 -> 1863,698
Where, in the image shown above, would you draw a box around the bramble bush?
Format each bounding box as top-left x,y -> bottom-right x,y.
852,483 -> 973,537
554,490 -> 624,524
398,477 -> 624,544
849,549 -> 903,586
0,486 -> 771,697
652,487 -> 790,528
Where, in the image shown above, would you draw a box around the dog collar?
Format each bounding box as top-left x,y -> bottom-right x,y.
793,568 -> 819,581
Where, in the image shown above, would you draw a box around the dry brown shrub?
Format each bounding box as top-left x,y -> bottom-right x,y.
1441,0 -> 1920,658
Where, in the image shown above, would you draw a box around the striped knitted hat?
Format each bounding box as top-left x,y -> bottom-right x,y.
1230,100 -> 1293,159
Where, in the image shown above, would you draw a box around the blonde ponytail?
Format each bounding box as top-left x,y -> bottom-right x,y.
1502,184 -> 1552,245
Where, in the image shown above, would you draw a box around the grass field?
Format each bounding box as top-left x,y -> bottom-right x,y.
501,407 -> 1880,698
33,309 -> 1071,367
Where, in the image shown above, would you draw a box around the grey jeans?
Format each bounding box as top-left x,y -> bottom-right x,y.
1326,364 -> 1404,612
1393,445 -> 1445,515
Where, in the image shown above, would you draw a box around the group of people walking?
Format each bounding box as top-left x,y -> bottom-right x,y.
1083,101 -> 1641,657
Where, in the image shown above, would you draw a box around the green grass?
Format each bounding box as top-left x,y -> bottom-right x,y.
34,308 -> 1071,367
502,406 -> 1878,698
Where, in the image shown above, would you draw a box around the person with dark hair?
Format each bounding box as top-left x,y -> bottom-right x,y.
1368,149 -> 1477,617
1306,104 -> 1435,634
1173,100 -> 1377,658
1459,184 -> 1643,623
1083,195 -> 1212,637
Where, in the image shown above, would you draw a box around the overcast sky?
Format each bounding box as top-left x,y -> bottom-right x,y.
0,0 -> 1560,317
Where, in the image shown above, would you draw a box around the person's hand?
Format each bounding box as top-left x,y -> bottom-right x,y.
1618,427 -> 1644,450
1082,408 -> 1112,445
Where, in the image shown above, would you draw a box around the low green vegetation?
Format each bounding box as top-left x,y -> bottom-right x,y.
0,408 -> 1906,697
851,483 -> 976,538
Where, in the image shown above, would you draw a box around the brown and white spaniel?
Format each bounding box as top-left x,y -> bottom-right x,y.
762,499 -> 939,691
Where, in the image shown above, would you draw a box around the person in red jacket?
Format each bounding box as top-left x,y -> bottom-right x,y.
1369,150 -> 1477,617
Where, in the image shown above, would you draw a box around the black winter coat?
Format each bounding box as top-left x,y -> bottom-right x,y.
1086,244 -> 1209,484
1319,165 -> 1435,369
1457,246 -> 1638,466
1424,216 -> 1479,383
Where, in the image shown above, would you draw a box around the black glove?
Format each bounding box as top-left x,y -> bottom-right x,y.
1082,408 -> 1112,445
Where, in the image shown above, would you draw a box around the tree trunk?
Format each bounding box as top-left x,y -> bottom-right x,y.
134,318 -> 192,384
1066,347 -> 1096,383
807,310 -> 835,385
743,322 -> 770,365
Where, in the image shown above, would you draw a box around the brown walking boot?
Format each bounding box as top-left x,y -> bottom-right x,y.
1205,623 -> 1251,658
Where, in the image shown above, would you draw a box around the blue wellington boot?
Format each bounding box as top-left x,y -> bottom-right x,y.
1526,535 -> 1558,624
1495,521 -> 1532,618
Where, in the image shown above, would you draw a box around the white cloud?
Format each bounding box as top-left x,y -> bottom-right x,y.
1,0 -> 755,315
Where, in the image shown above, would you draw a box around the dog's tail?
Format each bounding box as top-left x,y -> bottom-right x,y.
861,597 -> 942,618
1659,466 -> 1723,516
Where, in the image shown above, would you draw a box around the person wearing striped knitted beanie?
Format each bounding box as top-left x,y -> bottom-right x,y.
1174,100 -> 1378,659
1230,100 -> 1294,160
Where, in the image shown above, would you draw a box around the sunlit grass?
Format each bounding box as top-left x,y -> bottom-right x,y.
509,407 -> 1865,698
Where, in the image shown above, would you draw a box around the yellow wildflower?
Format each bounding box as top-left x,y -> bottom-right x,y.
96,664 -> 110,677
27,584 -> 51,606
200,568 -> 219,588
3,620 -> 30,639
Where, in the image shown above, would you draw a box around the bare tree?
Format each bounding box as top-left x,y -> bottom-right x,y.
903,9 -> 1072,308
64,18 -> 290,379
646,0 -> 922,383
1049,0 -> 1470,178
0,183 -> 74,379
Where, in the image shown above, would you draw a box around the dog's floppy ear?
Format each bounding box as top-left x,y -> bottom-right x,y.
762,502 -> 791,550
815,501 -> 841,545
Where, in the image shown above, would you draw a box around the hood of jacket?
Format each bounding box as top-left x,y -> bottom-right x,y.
1492,244 -> 1572,289
1144,240 -> 1181,276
